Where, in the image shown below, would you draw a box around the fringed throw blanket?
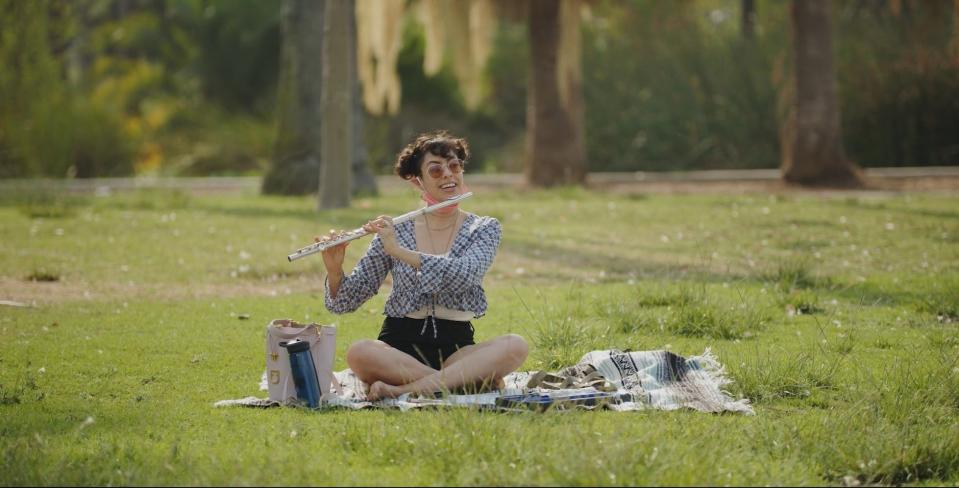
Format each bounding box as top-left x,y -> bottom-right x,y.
215,349 -> 754,415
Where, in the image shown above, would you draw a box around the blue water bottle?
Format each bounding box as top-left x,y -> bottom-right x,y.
279,339 -> 322,408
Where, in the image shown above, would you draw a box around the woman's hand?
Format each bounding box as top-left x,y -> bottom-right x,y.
363,215 -> 400,255
314,229 -> 350,277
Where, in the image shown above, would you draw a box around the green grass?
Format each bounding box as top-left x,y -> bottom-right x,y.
1,186 -> 958,485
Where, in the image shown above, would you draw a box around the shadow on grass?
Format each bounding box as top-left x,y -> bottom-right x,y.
189,201 -> 400,226
0,189 -> 91,218
756,218 -> 839,229
233,265 -> 317,281
503,239 -> 751,284
835,197 -> 959,221
829,280 -> 932,309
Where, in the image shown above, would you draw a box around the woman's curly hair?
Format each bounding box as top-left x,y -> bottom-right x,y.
393,130 -> 470,180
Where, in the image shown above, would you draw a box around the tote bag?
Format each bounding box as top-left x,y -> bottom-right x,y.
265,319 -> 341,404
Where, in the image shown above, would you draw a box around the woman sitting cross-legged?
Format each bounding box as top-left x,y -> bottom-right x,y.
316,130 -> 529,401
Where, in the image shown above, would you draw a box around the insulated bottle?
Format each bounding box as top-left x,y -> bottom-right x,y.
279,339 -> 322,408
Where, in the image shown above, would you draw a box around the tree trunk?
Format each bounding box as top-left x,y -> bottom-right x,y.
781,0 -> 862,187
525,0 -> 586,187
350,3 -> 377,197
741,0 -> 756,40
318,0 -> 353,209
952,0 -> 959,68
262,0 -> 324,195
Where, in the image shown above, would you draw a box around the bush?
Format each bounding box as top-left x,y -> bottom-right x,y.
164,107 -> 272,177
838,2 -> 959,167
68,100 -> 137,177
582,2 -> 782,171
10,96 -> 135,178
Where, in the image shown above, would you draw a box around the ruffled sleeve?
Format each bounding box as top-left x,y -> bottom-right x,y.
324,234 -> 392,314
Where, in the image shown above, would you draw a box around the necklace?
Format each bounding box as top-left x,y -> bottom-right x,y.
424,212 -> 458,232
424,212 -> 459,254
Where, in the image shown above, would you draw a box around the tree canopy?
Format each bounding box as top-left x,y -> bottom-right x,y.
2,0 -> 957,182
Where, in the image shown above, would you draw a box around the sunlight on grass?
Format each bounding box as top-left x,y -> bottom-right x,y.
1,187 -> 958,485
595,284 -> 772,340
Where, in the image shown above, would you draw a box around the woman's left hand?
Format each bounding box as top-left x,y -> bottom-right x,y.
363,215 -> 400,254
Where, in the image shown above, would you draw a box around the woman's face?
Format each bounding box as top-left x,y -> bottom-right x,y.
417,151 -> 466,201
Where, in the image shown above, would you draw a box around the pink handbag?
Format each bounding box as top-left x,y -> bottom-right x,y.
265,319 -> 342,404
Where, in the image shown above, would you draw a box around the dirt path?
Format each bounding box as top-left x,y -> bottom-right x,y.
0,277 -> 325,307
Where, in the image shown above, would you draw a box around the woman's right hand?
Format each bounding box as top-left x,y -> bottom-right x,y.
314,229 -> 350,275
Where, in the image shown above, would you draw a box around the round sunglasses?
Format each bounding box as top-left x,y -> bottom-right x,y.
425,158 -> 466,179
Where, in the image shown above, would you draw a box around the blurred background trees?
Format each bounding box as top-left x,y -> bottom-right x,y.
261,0 -> 323,195
1,0 -> 957,183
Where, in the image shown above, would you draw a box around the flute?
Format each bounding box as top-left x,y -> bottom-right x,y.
287,192 -> 473,262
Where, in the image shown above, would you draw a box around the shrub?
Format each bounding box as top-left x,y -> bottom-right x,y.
67,100 -> 136,177
17,97 -> 135,178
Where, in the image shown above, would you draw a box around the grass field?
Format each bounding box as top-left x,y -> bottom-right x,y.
1,185 -> 958,486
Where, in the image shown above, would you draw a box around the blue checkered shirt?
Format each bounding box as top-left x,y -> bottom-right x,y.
324,213 -> 501,319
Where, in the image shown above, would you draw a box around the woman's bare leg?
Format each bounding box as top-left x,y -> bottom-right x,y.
346,339 -> 436,386
442,341 -> 506,390
368,334 -> 528,400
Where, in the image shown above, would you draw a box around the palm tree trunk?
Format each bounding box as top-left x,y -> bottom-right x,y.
781,0 -> 862,187
525,0 -> 586,187
318,0 -> 354,209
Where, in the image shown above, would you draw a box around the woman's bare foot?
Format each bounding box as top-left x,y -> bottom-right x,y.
367,381 -> 404,401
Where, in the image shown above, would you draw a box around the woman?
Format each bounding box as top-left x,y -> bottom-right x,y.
316,130 -> 529,401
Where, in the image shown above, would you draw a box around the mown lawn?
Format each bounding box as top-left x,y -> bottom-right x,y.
1,185 -> 957,486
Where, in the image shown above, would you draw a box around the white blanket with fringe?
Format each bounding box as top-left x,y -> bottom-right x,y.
215,349 -> 753,415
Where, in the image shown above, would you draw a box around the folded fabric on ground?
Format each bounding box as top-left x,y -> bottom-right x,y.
214,348 -> 754,415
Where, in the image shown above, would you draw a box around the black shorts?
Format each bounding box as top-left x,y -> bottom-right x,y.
378,316 -> 475,371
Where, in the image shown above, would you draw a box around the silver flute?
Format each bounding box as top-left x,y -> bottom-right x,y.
287,192 -> 473,262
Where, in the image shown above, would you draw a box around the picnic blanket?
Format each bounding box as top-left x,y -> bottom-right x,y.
215,348 -> 754,415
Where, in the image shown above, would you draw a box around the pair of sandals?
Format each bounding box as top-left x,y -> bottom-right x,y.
525,365 -> 617,392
